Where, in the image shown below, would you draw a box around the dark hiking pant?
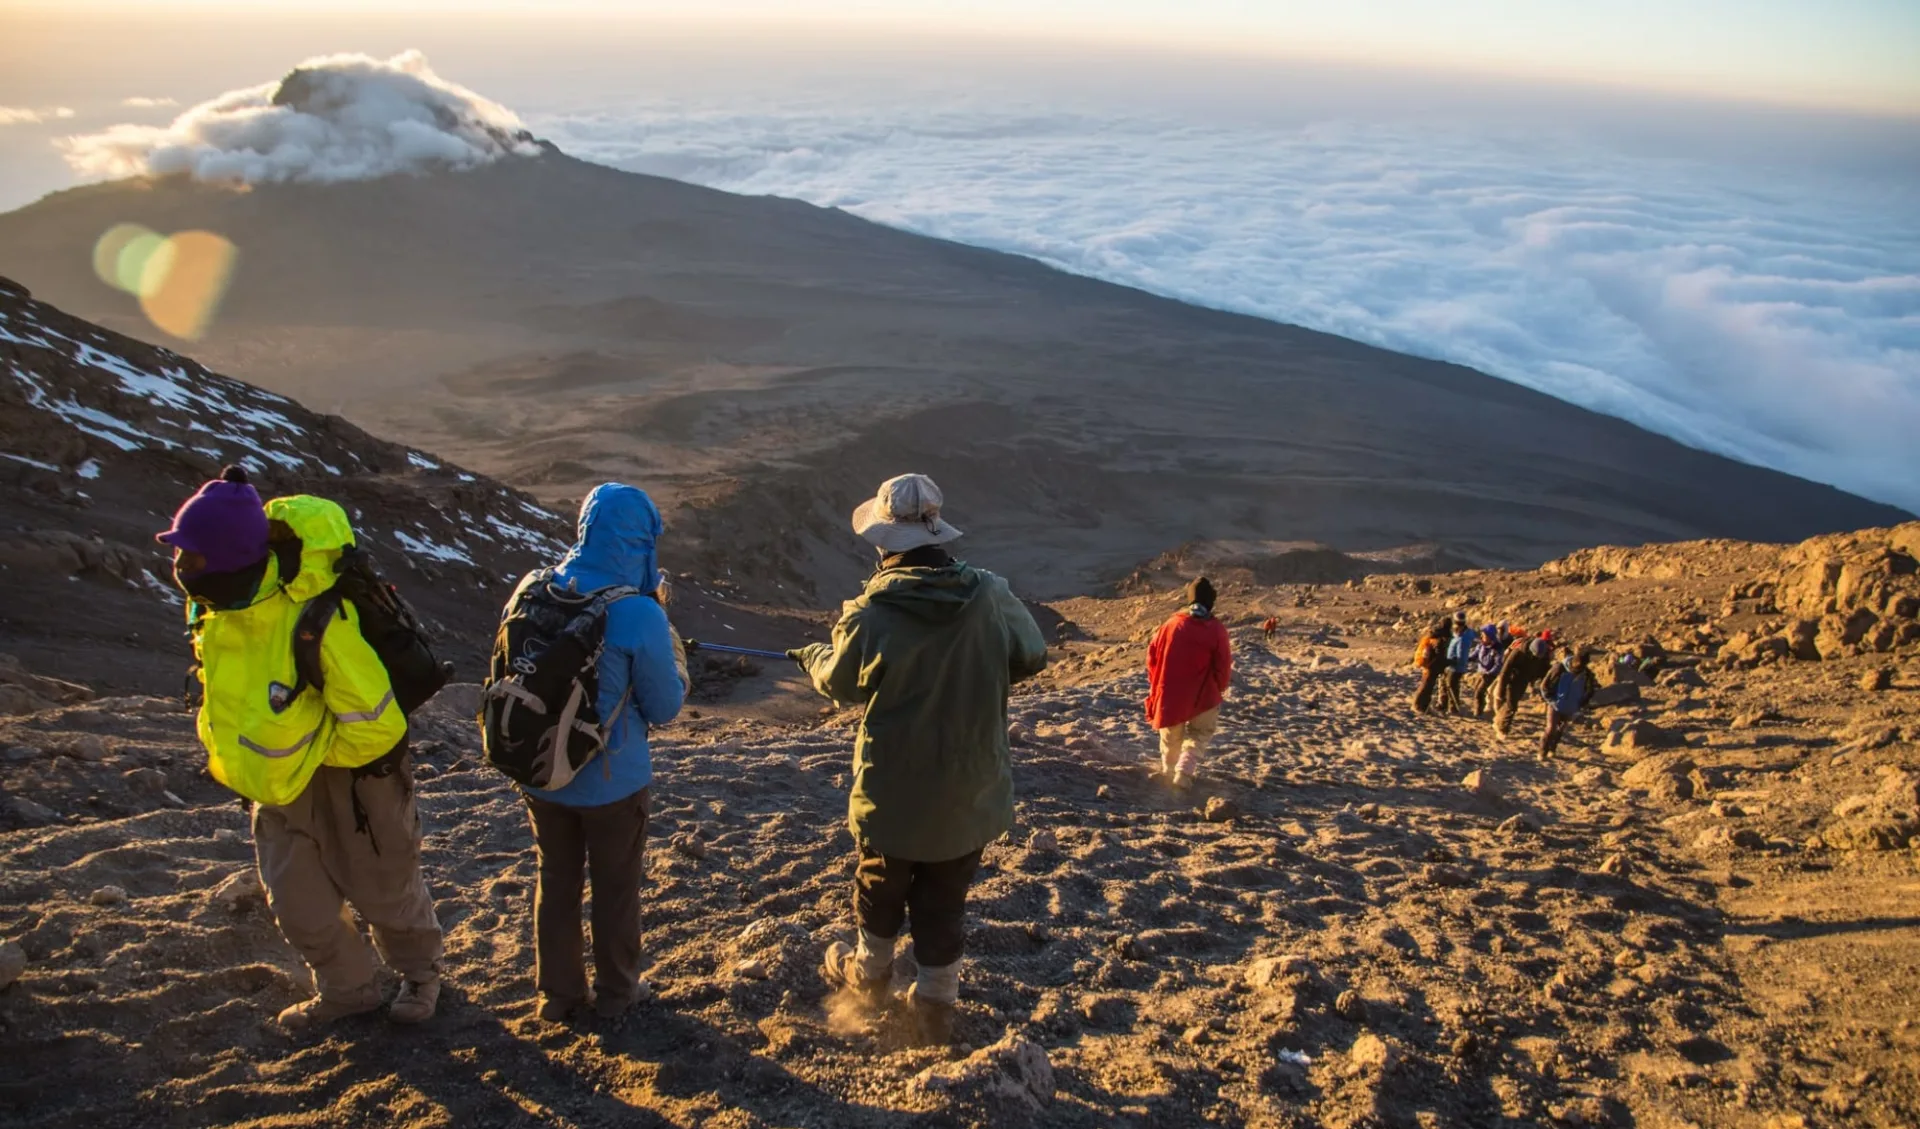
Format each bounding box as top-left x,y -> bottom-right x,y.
853,845 -> 983,969
1541,706 -> 1575,757
1441,670 -> 1465,713
525,787 -> 649,1010
1474,672 -> 1498,718
1411,667 -> 1442,713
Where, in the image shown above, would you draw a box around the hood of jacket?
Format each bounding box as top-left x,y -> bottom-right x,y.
864,561 -> 985,622
263,494 -> 356,603
557,483 -> 663,592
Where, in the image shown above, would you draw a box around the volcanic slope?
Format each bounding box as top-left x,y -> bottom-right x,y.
0,149 -> 1905,601
3,523 -> 1916,1128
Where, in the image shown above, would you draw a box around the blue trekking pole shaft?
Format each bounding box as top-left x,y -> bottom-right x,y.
685,639 -> 793,661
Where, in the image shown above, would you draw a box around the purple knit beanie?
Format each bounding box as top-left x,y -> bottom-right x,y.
156,465 -> 269,575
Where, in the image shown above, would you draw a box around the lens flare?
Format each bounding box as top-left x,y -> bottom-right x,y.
115,231 -> 167,294
91,223 -> 239,341
138,231 -> 238,342
92,223 -> 154,290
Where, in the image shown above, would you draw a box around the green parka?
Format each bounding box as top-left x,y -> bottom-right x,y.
799,561 -> 1048,861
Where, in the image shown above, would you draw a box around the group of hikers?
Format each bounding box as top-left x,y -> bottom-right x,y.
157,456 -> 1593,1047
1411,612 -> 1597,757
161,467 -> 1045,1043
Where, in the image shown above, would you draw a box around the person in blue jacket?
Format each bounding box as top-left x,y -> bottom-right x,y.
523,483 -> 687,1023
1441,618 -> 1474,714
1538,647 -> 1597,759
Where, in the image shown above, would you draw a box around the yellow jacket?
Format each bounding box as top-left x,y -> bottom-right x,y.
188,495 -> 405,806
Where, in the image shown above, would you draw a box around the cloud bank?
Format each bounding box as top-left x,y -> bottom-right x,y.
1,106 -> 75,125
62,51 -> 538,184
535,99 -> 1920,512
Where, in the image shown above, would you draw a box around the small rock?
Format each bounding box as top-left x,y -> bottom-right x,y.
122,767 -> 167,792
1450,1031 -> 1478,1058
736,956 -> 771,980
1599,853 -> 1630,876
0,940 -> 26,991
1245,953 -> 1313,988
8,796 -> 59,826
1027,829 -> 1060,853
1463,769 -> 1501,799
213,828 -> 243,844
1424,863 -> 1471,888
1346,1033 -> 1398,1075
3,744 -> 43,763
1861,667 -> 1893,692
670,833 -> 708,861
64,734 -> 109,762
210,869 -> 263,909
1182,1024 -> 1212,1046
1497,814 -> 1537,836
89,885 -> 127,907
1335,989 -> 1366,1021
1203,796 -> 1241,823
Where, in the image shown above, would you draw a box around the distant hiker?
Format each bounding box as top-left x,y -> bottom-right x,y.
795,474 -> 1047,1044
1538,648 -> 1597,758
1442,619 -> 1473,714
1410,621 -> 1449,714
1492,626 -> 1544,737
1469,625 -> 1505,718
488,484 -> 687,1024
163,467 -> 445,1031
1146,577 -> 1235,789
1261,616 -> 1279,644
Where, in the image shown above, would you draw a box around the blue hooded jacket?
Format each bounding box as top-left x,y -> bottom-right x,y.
530,484 -> 685,807
1445,631 -> 1475,673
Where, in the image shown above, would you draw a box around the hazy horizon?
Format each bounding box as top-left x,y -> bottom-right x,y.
0,9 -> 1915,513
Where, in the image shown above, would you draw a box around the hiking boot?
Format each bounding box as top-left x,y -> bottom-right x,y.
593,979 -> 652,1020
277,983 -> 383,1032
821,941 -> 890,1011
1171,771 -> 1194,791
537,994 -> 588,1023
905,982 -> 955,1046
388,976 -> 440,1024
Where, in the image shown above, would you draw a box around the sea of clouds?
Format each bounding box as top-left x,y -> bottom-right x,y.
60,51 -> 536,185
53,54 -> 1920,511
535,99 -> 1919,512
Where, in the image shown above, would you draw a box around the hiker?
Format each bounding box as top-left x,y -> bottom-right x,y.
1491,625 -> 1541,737
1146,577 -> 1235,789
1539,648 -> 1597,758
1261,615 -> 1278,644
508,484 -> 687,1023
162,467 -> 443,1031
1469,625 -> 1505,718
1442,619 -> 1473,714
1410,621 -> 1449,714
794,474 -> 1047,1043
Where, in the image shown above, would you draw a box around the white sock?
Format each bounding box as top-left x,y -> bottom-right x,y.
854,928 -> 896,980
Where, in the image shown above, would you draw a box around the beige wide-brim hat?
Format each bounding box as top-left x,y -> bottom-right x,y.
851,473 -> 964,553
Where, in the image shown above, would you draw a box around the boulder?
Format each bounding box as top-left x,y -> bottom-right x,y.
1622,752 -> 1697,804
1606,720 -> 1678,754
911,1034 -> 1054,1113
1590,682 -> 1640,708
7,796 -> 59,826
1861,667 -> 1893,692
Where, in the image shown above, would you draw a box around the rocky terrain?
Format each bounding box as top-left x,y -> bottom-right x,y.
2,516 -> 1915,1128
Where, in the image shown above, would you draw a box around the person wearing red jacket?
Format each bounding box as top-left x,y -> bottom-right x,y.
1145,578 -> 1234,790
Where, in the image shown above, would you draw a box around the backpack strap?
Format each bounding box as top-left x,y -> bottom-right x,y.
290,587 -> 348,700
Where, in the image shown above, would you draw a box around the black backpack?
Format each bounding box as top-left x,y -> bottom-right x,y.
291,544 -> 453,716
478,569 -> 645,790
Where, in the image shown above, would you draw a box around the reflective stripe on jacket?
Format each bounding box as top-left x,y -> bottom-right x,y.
190,495 -> 405,806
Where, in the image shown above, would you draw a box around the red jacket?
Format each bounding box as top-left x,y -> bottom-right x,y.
1145,610 -> 1233,729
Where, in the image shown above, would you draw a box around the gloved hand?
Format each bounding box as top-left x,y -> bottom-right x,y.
785,649 -> 804,662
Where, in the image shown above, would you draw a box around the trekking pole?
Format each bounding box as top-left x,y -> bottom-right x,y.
684,639 -> 795,661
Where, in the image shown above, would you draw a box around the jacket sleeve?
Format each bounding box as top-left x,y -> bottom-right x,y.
318,604 -> 408,769
993,577 -> 1049,684
606,597 -> 685,727
801,604 -> 877,707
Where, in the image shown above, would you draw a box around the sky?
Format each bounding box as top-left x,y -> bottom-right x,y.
8,0 -> 1920,114
0,4 -> 1915,512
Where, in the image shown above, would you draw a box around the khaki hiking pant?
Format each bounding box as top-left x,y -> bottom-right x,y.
252,756 -> 444,999
524,787 -> 650,1011
1158,706 -> 1219,778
